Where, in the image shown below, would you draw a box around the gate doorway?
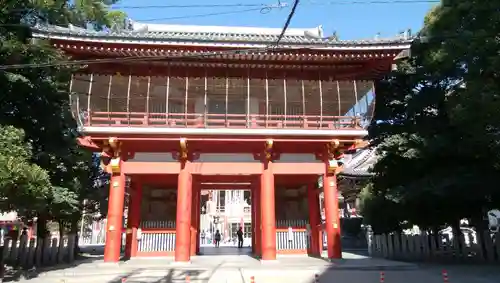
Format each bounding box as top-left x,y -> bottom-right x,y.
198,187 -> 253,256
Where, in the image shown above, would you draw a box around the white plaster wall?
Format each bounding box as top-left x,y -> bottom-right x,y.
274,154 -> 319,163
130,153 -> 319,163
130,152 -> 176,162
198,153 -> 256,162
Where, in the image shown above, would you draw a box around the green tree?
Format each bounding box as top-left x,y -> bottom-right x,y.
0,0 -> 114,239
365,0 -> 500,233
0,125 -> 51,217
32,0 -> 127,30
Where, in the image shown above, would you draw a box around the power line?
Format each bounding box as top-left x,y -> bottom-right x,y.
113,3 -> 275,9
0,32 -> 496,71
0,47 -> 269,70
306,0 -> 438,4
114,0 -> 436,22
0,0 -> 301,70
275,0 -> 300,46
113,0 -> 439,10
135,2 -> 289,22
139,7 -> 268,22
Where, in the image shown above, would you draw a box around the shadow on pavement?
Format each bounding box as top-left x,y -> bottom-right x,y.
2,244 -> 106,282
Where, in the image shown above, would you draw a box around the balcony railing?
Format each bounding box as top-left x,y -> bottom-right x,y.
70,72 -> 376,131
78,111 -> 363,129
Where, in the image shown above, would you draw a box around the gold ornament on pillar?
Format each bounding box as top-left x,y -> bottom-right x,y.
100,137 -> 122,174
326,139 -> 344,175
253,139 -> 279,162
179,138 -> 189,161
171,137 -> 196,162
264,139 -> 274,161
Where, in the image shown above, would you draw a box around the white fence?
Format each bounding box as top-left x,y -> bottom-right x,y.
368,230 -> 500,262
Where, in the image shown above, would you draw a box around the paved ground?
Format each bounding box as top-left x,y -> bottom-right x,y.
11,247 -> 500,283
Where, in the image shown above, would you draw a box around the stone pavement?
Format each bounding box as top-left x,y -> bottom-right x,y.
10,250 -> 500,283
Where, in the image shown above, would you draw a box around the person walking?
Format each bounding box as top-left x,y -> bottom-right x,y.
214,230 -> 221,248
201,230 -> 206,245
237,227 -> 244,248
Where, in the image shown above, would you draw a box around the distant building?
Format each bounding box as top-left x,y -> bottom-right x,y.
200,190 -> 251,242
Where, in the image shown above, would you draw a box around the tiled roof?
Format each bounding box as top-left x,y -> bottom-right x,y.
339,147 -> 377,179
31,23 -> 413,49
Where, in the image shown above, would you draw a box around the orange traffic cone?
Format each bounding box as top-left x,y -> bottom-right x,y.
442,270 -> 449,283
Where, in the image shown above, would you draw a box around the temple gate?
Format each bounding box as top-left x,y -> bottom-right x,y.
31,21 -> 411,262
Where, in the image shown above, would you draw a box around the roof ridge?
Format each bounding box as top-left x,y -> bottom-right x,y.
31,23 -> 414,48
131,22 -> 324,37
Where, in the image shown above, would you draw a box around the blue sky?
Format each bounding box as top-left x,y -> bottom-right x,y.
112,0 -> 437,40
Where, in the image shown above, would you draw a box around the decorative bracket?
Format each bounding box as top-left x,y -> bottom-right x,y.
172,138 -> 194,162
264,139 -> 273,161
76,136 -> 100,151
314,139 -> 345,175
101,137 -> 122,174
253,139 -> 280,162
352,139 -> 370,149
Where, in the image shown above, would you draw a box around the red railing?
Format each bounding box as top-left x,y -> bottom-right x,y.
80,111 -> 363,130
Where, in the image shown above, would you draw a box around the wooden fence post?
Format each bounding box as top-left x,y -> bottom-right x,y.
0,245 -> 4,283
387,234 -> 394,259
393,233 -> 401,259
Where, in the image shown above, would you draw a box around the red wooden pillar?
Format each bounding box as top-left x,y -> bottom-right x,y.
104,170 -> 126,262
254,180 -> 261,256
251,188 -> 256,253
323,171 -> 342,259
260,162 -> 276,261
307,183 -> 321,256
190,183 -> 200,256
195,188 -> 201,255
175,163 -> 193,262
125,180 -> 143,258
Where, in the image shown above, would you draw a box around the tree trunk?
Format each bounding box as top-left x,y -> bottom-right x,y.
431,226 -> 440,250
36,214 -> 48,239
58,220 -> 65,239
451,219 -> 463,258
70,218 -> 80,255
471,215 -> 488,260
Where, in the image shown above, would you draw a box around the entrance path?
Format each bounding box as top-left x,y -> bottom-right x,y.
199,247 -> 253,256
15,253 -> 500,283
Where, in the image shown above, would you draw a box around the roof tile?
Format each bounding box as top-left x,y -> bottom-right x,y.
31,24 -> 413,48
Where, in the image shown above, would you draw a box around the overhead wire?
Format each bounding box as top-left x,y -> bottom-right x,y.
113,0 -> 439,10
0,47 -> 269,70
0,0 -> 487,70
72,0 -> 304,88
139,7 -> 269,22
0,0 -> 302,71
0,32 -> 495,71
275,0 -> 300,46
118,0 -> 438,22
113,3 -> 277,9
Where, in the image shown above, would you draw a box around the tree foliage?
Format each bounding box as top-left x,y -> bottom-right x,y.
32,0 -> 127,30
0,126 -> 50,217
0,0 -> 119,236
363,0 -> 500,233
